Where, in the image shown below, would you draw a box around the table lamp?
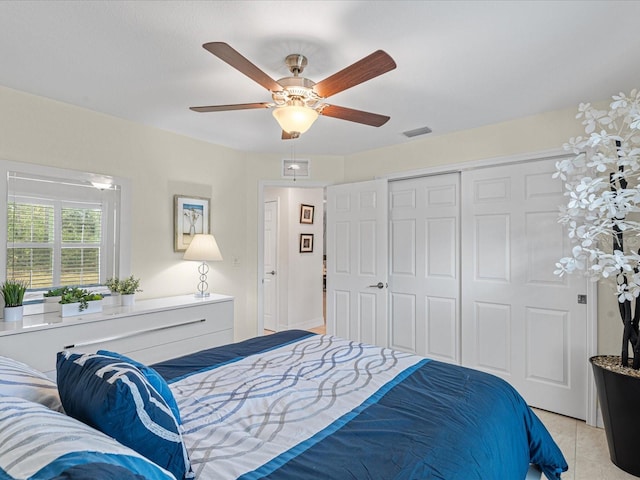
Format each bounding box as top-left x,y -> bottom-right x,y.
183,233 -> 223,297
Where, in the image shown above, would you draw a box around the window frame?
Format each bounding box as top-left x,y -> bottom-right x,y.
0,159 -> 132,308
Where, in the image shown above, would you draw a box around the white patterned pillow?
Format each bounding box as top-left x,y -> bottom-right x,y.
0,355 -> 63,412
0,395 -> 176,480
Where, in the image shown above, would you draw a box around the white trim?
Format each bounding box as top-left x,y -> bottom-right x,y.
257,180 -> 330,335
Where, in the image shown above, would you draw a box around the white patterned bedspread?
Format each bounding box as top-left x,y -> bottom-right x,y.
170,335 -> 421,479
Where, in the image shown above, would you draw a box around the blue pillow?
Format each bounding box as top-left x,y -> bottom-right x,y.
0,395 -> 175,480
56,352 -> 192,480
97,350 -> 181,424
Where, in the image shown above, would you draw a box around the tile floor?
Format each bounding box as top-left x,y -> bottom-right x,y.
534,408 -> 636,480
268,326 -> 634,479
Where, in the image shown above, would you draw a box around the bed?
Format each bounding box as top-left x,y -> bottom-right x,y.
0,330 -> 567,480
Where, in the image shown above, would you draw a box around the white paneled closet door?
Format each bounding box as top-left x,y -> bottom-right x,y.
388,174 -> 460,363
326,179 -> 388,346
461,159 -> 587,420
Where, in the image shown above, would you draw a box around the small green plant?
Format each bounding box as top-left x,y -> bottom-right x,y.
0,280 -> 28,307
59,287 -> 103,311
105,277 -> 120,293
118,275 -> 142,295
44,287 -> 68,297
104,276 -> 141,295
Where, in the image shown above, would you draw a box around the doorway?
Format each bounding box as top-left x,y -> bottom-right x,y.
258,182 -> 327,334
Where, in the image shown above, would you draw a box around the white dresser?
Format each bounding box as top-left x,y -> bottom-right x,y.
0,294 -> 234,377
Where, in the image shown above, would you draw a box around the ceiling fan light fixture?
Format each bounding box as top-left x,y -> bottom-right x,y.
272,104 -> 319,135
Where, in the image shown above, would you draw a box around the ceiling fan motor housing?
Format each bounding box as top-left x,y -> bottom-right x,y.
273,76 -> 321,108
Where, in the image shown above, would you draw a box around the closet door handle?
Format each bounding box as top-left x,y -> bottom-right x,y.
368,282 -> 385,289
267,270 -> 276,275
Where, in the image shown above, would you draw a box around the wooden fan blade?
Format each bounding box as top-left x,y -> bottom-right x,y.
314,50 -> 396,98
203,42 -> 282,92
321,105 -> 390,127
190,103 -> 270,113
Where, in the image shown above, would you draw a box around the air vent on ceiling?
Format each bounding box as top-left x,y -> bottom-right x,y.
403,126 -> 432,138
282,158 -> 311,179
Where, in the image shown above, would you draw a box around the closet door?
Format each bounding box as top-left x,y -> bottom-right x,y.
461,159 -> 587,420
326,179 -> 388,346
388,174 -> 460,363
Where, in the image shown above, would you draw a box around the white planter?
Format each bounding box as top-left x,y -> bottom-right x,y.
3,306 -> 23,322
61,300 -> 103,317
106,292 -> 121,307
121,294 -> 135,307
43,296 -> 61,313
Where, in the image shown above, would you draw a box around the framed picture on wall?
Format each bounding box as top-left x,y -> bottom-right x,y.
174,194 -> 210,252
300,204 -> 314,224
299,233 -> 314,253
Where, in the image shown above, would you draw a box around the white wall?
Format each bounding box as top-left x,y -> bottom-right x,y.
264,186 -> 324,331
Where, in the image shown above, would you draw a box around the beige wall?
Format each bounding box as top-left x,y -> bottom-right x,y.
0,85 -> 344,340
343,106 -> 583,182
0,83 -> 619,354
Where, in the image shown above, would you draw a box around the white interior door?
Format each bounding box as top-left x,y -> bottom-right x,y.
263,200 -> 278,332
326,179 -> 388,346
388,174 -> 460,363
461,159 -> 587,420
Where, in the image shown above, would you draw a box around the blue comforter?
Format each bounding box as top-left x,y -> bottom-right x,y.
153,330 -> 567,480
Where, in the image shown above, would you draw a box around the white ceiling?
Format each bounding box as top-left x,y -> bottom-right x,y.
1,1 -> 640,157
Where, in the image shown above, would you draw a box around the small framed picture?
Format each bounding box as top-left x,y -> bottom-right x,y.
299,233 -> 314,253
300,204 -> 315,224
174,194 -> 210,252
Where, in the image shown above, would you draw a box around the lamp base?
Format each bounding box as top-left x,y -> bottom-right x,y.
194,291 -> 210,298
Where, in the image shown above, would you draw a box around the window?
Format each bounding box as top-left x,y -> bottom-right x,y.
3,166 -> 127,294
7,200 -> 104,288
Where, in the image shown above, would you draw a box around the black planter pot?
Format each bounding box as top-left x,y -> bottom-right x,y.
591,356 -> 640,477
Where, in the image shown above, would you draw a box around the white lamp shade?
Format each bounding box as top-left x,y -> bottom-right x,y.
183,234 -> 223,261
272,105 -> 319,134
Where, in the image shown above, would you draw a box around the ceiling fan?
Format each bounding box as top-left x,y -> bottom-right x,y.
190,42 -> 397,139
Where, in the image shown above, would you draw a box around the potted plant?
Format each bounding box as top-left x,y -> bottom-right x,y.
44,287 -> 68,301
1,280 -> 28,322
105,277 -> 121,306
555,88 -> 640,475
117,275 -> 142,306
43,287 -> 68,313
59,287 -> 103,317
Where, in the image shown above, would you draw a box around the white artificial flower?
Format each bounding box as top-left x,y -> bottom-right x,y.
557,89 -> 640,302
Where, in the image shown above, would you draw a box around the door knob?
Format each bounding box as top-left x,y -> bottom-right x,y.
267,270 -> 276,275
368,282 -> 385,289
